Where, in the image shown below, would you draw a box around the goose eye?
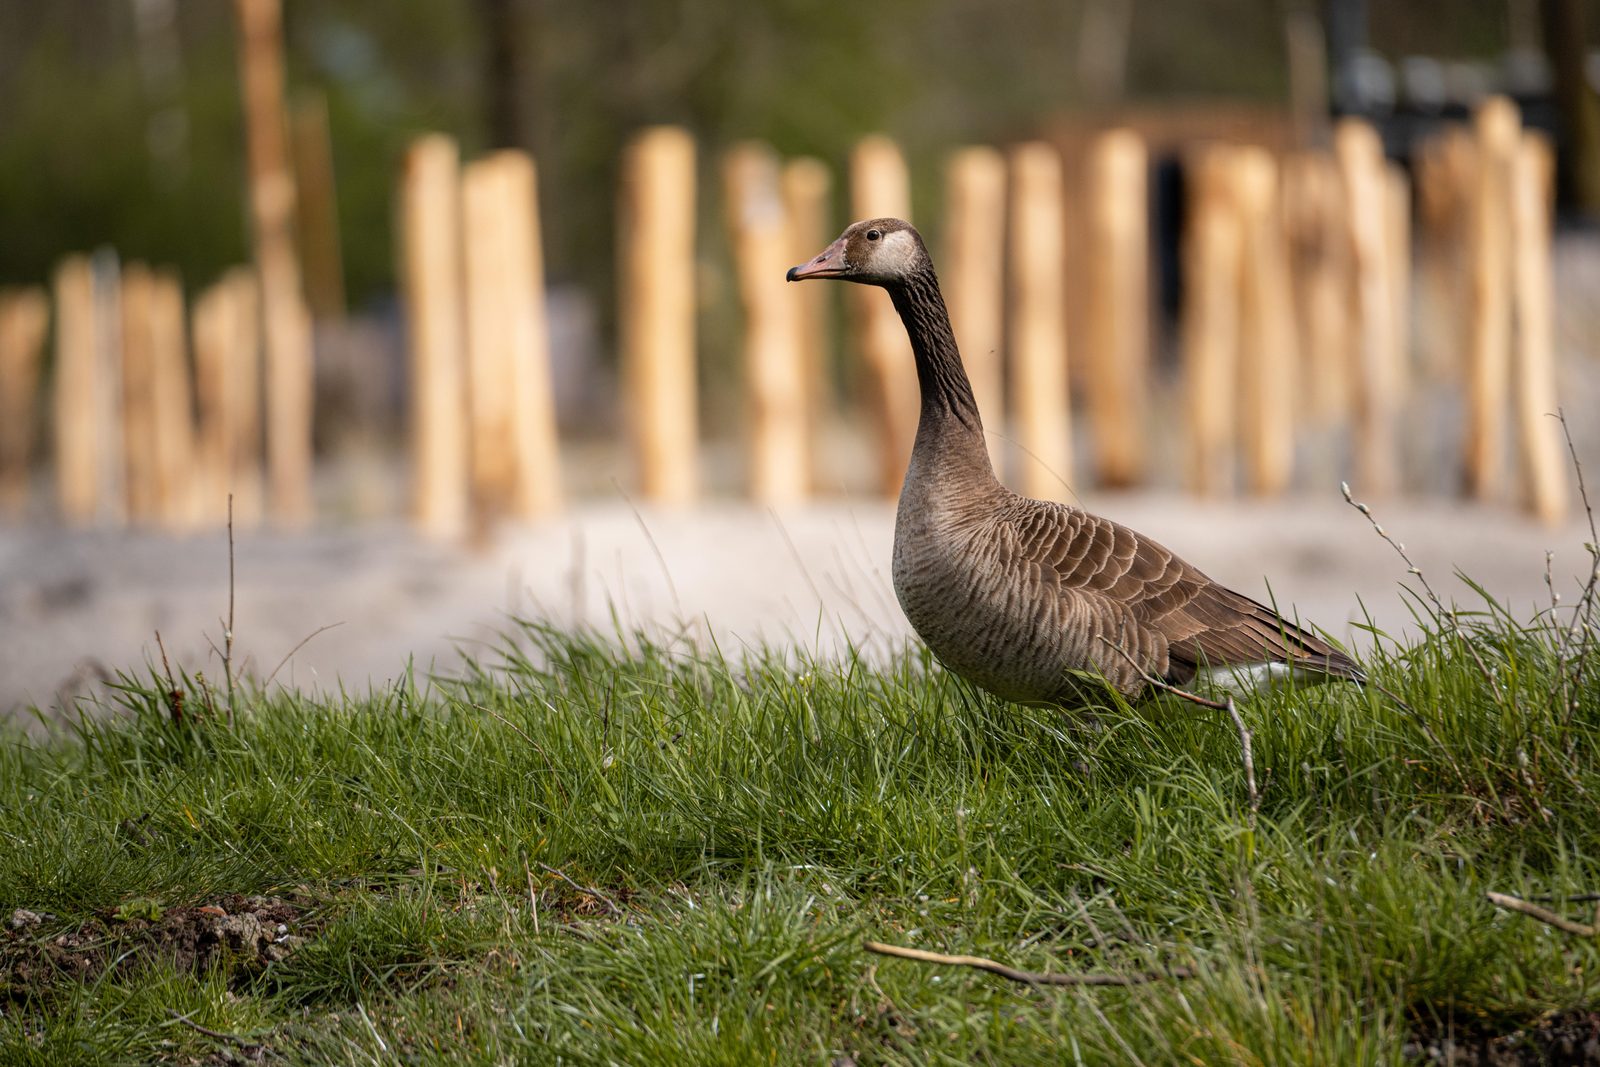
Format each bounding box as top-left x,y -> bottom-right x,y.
866,228 -> 881,241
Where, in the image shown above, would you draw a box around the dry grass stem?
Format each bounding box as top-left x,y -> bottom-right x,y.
537,861 -> 623,917
862,940 -> 1195,987
1485,890 -> 1599,938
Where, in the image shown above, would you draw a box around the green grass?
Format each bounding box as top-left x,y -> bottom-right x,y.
1,584 -> 1597,1065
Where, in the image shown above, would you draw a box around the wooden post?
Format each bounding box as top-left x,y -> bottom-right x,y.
52,257 -> 103,524
1413,126 -> 1475,381
1233,147 -> 1296,496
1283,151 -> 1350,426
1182,149 -> 1244,496
226,268 -> 263,527
291,92 -> 346,321
1384,162 -> 1412,401
1007,141 -> 1072,502
619,126 -> 698,505
120,264 -> 158,525
943,146 -> 1007,472
1335,117 -> 1400,496
147,270 -> 196,530
192,279 -> 229,524
850,134 -> 917,497
461,150 -> 562,526
782,157 -> 833,443
462,155 -> 519,526
235,0 -> 314,525
498,151 -> 563,520
0,289 -> 49,518
1463,97 -> 1519,501
1084,129 -> 1149,488
1510,131 -> 1568,523
726,143 -> 808,504
193,268 -> 265,527
399,134 -> 468,538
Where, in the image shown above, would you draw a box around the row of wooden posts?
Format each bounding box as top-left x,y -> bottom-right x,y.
0,96 -> 1571,533
403,95 -> 1567,531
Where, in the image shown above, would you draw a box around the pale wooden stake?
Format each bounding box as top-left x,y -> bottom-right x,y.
235,0 -> 314,525
1413,126 -> 1475,381
399,135 -> 468,539
849,134 -> 917,497
1463,97 -> 1519,502
146,270 -> 196,530
1233,147 -> 1296,496
0,289 -> 49,518
120,264 -> 158,524
1384,162 -> 1413,400
193,268 -> 265,527
726,143 -> 808,504
52,257 -> 102,524
226,268 -> 264,527
290,92 -> 346,321
943,146 -> 1007,472
1283,151 -> 1350,426
1007,141 -> 1072,502
1182,149 -> 1243,496
781,157 -> 833,445
192,279 -> 230,523
497,151 -> 563,520
1510,131 -> 1567,523
619,126 -> 698,505
462,155 -> 520,526
1335,118 -> 1400,496
1084,129 -> 1149,488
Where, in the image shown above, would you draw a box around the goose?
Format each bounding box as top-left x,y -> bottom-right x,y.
788,217 -> 1363,705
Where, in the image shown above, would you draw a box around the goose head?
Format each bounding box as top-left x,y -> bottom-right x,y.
787,217 -> 928,286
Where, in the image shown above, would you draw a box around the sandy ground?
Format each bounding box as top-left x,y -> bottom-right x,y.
2,491 -> 1594,730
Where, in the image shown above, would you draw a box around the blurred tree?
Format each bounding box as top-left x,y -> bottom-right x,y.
1541,0 -> 1600,216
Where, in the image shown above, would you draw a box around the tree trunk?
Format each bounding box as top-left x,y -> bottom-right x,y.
1541,0 -> 1600,217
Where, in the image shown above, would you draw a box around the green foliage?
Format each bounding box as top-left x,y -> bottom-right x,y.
1,584 -> 1597,1064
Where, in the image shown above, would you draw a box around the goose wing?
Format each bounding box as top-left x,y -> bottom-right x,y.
1003,500 -> 1361,689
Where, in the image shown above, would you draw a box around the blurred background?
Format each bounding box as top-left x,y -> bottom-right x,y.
2,0 -> 1599,719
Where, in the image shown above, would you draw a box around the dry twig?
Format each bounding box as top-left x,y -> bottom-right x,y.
1554,411 -> 1599,711
536,861 -> 623,917
1486,890 -> 1599,937
862,940 -> 1195,987
154,630 -> 183,725
167,1010 -> 258,1046
263,621 -> 346,688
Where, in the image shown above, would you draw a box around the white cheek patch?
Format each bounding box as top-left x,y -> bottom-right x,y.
881,229 -> 918,271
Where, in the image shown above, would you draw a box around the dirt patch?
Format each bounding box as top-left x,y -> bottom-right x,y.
1407,1010 -> 1600,1065
2,894 -> 308,1000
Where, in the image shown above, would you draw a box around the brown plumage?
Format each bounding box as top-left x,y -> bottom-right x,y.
789,217 -> 1362,704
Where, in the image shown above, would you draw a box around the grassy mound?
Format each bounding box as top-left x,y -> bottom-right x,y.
2,578 -> 1597,1064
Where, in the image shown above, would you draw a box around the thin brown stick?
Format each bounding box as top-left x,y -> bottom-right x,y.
536,861 -> 623,917
1342,481 -> 1502,711
1554,411 -> 1599,709
167,1010 -> 258,1046
263,621 -> 345,688
1485,890 -> 1598,937
862,940 -> 1195,987
1341,481 -> 1445,616
154,631 -> 184,725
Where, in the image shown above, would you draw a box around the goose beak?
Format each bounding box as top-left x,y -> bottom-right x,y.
787,236 -> 848,281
